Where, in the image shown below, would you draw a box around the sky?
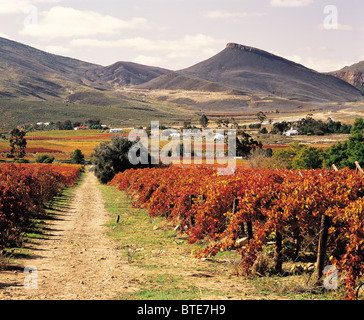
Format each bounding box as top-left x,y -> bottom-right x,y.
0,0 -> 363,72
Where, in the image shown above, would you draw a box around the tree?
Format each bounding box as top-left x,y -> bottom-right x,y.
71,149 -> 85,164
92,135 -> 153,184
199,114 -> 209,128
63,120 -> 73,130
256,111 -> 266,123
9,128 -> 27,158
36,154 -> 55,163
323,118 -> 364,169
183,120 -> 192,129
291,146 -> 324,169
270,121 -> 290,134
259,127 -> 268,134
270,142 -> 303,169
87,119 -> 102,130
235,132 -> 262,157
351,118 -> 364,135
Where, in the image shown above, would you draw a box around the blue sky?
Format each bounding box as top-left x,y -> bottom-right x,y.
0,0 -> 363,71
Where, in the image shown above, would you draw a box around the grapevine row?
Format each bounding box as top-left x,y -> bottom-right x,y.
110,166 -> 364,299
0,163 -> 82,249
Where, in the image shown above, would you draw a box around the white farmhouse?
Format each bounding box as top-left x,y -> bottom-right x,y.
214,133 -> 225,141
283,129 -> 299,136
110,128 -> 123,133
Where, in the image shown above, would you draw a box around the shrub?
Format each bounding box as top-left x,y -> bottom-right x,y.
36,154 -> 55,163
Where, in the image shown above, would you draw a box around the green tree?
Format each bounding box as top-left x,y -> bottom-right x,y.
270,142 -> 303,168
36,154 -> 55,163
350,118 -> 364,135
256,111 -> 266,123
259,127 -> 268,134
9,128 -> 27,158
235,132 -> 262,157
270,121 -> 290,134
291,146 -> 324,169
183,120 -> 192,129
92,135 -> 153,184
71,149 -> 85,164
323,118 -> 364,169
63,120 -> 73,130
199,114 -> 209,128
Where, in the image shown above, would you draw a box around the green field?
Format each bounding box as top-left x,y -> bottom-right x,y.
0,95 -> 198,130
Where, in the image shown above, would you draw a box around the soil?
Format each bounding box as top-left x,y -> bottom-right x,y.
0,171 -> 137,300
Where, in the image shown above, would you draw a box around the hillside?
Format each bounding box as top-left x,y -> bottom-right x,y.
139,71 -> 239,93
142,43 -> 362,103
88,61 -> 168,88
330,61 -> 364,91
0,37 -> 102,99
0,37 -> 169,100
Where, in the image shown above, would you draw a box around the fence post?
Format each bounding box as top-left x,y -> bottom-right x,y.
232,198 -> 244,234
274,229 -> 283,274
189,194 -> 195,227
316,214 -> 331,280
355,161 -> 364,173
247,221 -> 253,240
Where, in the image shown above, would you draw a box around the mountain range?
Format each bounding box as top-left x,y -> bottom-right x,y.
0,36 -> 362,109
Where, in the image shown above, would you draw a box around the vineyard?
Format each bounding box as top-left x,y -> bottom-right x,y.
0,163 -> 82,250
110,166 -> 364,299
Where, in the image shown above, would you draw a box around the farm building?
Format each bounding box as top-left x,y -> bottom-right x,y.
74,126 -> 89,130
110,128 -> 123,133
214,133 -> 225,141
283,128 -> 299,136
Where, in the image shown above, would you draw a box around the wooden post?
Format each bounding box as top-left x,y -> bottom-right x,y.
189,195 -> 195,227
316,214 -> 331,280
232,198 -> 244,234
166,203 -> 173,218
232,198 -> 239,214
274,229 -> 283,274
355,161 -> 364,173
247,220 -> 253,240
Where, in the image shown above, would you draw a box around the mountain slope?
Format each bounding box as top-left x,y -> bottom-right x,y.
142,43 -> 362,102
329,61 -> 364,91
88,61 -> 168,88
0,37 -> 101,99
0,37 -> 169,100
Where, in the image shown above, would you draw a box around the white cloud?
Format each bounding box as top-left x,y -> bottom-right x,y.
270,0 -> 314,7
0,0 -> 63,14
318,23 -> 354,31
70,34 -> 225,69
132,55 -> 165,67
206,10 -> 267,19
20,6 -> 148,38
36,44 -> 72,55
0,32 -> 11,39
285,54 -> 353,72
70,34 -> 223,52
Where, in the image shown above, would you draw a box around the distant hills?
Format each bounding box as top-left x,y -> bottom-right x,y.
0,36 -> 362,105
329,61 -> 364,91
0,37 -> 168,100
140,43 -> 362,102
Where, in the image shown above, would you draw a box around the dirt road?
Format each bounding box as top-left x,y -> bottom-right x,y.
0,171 -> 135,300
